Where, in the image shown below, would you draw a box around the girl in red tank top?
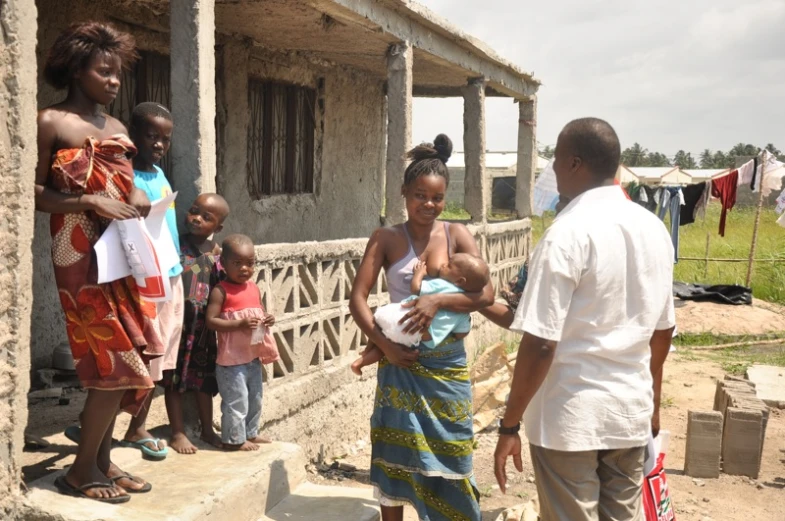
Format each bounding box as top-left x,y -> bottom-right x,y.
205,234 -> 278,451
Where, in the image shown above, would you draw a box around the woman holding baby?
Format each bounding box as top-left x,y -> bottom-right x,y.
349,135 -> 494,521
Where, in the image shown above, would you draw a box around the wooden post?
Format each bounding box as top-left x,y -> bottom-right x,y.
704,232 -> 711,280
746,151 -> 767,287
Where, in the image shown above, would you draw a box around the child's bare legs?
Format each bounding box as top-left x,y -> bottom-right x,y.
351,341 -> 385,375
197,391 -> 222,448
122,390 -> 165,452
164,388 -> 197,454
67,389 -> 128,500
100,416 -> 149,492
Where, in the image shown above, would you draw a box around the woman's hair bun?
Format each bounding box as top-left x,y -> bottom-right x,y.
433,134 -> 453,163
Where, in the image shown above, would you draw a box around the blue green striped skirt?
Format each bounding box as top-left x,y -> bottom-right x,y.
370,339 -> 481,521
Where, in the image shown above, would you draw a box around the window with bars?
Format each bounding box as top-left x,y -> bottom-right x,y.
107,50 -> 172,178
247,79 -> 317,197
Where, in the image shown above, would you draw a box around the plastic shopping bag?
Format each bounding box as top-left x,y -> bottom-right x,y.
643,431 -> 676,521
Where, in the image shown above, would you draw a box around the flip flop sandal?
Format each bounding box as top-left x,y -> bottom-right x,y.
54,475 -> 130,504
117,438 -> 169,460
64,425 -> 120,447
110,473 -> 152,493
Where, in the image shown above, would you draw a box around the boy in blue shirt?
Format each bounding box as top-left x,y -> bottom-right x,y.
120,102 -> 183,458
351,253 -> 489,374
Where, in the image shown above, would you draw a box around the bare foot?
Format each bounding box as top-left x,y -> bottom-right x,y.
169,433 -> 198,455
351,358 -> 364,376
224,441 -> 259,451
247,435 -> 273,444
200,430 -> 223,449
124,430 -> 166,452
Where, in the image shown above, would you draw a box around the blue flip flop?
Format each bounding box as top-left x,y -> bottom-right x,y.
64,425 -> 120,447
117,438 -> 168,460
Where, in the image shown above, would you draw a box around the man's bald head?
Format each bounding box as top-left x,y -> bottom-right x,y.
558,118 -> 621,180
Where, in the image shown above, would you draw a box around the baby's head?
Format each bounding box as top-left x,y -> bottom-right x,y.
130,102 -> 173,167
221,234 -> 255,284
438,253 -> 490,293
185,193 -> 230,240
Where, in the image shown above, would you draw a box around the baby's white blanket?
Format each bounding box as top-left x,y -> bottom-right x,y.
374,303 -> 422,347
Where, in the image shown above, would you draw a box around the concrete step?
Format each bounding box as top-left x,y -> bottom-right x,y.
24,441 -> 308,521
260,482 -> 380,521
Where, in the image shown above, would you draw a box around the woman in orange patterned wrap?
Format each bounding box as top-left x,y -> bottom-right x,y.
35,22 -> 164,503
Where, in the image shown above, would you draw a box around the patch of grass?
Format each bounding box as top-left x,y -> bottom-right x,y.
674,331 -> 785,348
533,204 -> 785,305
505,340 -> 520,355
661,395 -> 676,409
442,202 -> 471,221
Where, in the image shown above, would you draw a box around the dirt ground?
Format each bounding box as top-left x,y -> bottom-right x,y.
676,298 -> 785,336
312,352 -> 785,521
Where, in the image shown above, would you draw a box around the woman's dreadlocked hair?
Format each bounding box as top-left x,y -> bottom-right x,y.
403,134 -> 453,187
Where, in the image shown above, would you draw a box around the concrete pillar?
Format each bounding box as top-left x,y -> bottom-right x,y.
684,411 -> 723,478
0,0 -> 37,518
384,42 -> 413,226
515,96 -> 537,218
463,77 -> 487,224
170,0 -> 217,219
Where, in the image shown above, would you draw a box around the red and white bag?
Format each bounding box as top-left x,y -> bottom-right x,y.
643,431 -> 676,521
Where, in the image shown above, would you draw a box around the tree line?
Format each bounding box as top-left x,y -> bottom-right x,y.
539,143 -> 783,169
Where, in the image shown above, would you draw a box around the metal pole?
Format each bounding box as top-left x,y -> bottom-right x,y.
746,151 -> 767,287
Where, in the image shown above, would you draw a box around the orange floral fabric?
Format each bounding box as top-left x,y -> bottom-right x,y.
49,135 -> 164,414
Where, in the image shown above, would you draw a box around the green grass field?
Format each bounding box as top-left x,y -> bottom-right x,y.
529,203 -> 785,304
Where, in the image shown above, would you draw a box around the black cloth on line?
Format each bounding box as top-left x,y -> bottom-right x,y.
673,282 -> 752,306
679,183 -> 707,226
751,157 -> 759,190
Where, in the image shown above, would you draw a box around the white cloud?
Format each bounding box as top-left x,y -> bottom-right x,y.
413,0 -> 785,156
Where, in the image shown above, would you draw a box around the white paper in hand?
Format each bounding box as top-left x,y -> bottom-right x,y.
94,192 -> 179,302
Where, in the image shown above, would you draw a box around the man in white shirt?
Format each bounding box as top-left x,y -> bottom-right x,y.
494,118 -> 675,521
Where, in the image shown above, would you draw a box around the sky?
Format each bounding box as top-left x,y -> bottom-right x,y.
412,0 -> 785,159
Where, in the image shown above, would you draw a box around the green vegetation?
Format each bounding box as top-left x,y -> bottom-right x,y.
533,203 -> 785,305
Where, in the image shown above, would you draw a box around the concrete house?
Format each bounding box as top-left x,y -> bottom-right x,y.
1,1 -> 540,516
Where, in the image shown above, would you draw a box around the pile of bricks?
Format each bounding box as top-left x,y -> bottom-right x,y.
684,376 -> 769,479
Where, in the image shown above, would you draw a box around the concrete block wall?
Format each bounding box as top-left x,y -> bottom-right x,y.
0,0 -> 38,518
243,219 -> 531,459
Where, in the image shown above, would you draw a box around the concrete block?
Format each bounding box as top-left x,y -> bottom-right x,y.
684,411 -> 723,478
261,482 -> 380,521
746,365 -> 785,408
724,374 -> 756,388
722,407 -> 763,478
714,380 -> 755,412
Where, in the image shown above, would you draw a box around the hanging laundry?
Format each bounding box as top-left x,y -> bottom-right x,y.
532,160 -> 559,216
694,181 -> 711,222
711,170 -> 738,237
654,187 -> 681,262
750,157 -> 759,190
737,158 -> 755,187
680,183 -> 708,226
758,151 -> 785,197
640,185 -> 658,212
778,212 -> 785,228
776,188 -> 785,215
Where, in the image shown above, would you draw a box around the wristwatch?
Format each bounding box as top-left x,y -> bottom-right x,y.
498,422 -> 521,435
